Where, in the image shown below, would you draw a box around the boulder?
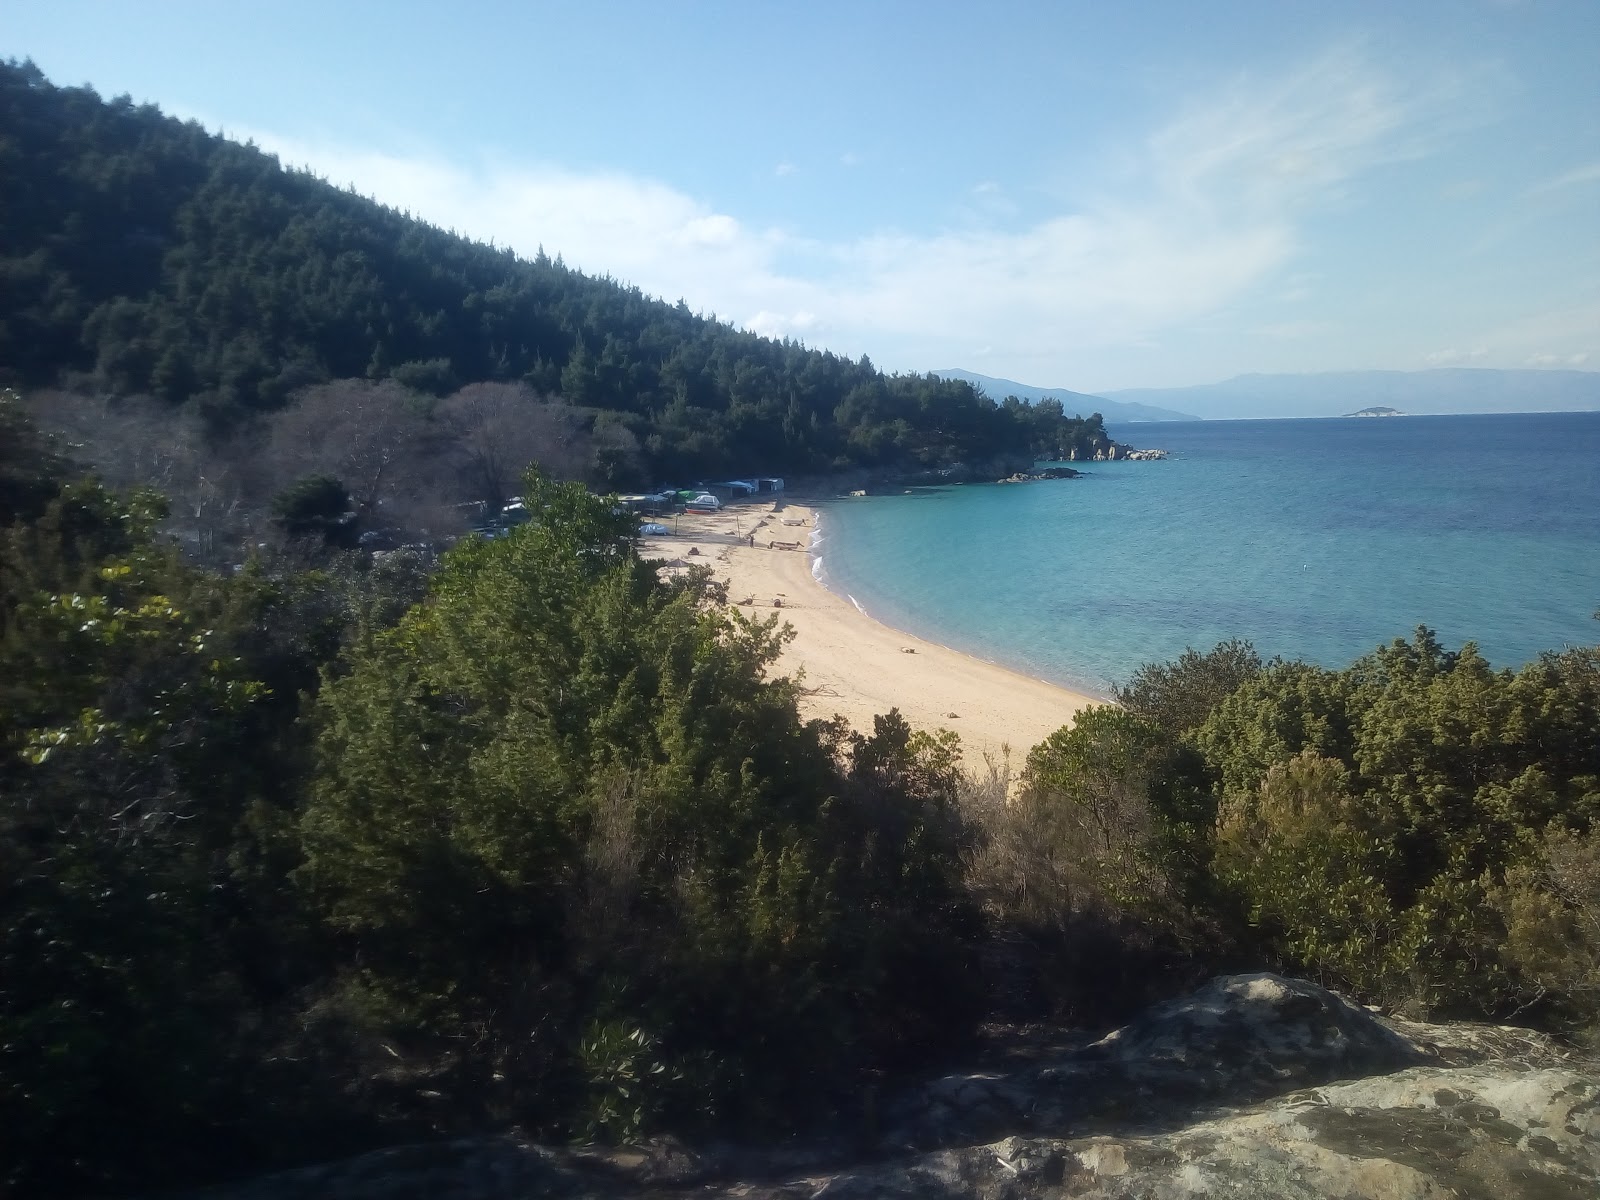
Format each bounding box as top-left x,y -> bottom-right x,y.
173,974 -> 1600,1200
880,973 -> 1432,1149
789,1065 -> 1600,1200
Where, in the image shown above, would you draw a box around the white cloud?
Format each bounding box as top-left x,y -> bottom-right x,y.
1424,302 -> 1599,371
774,160 -> 798,178
1425,347 -> 1490,365
1148,46 -> 1419,216
221,46 -> 1457,379
746,310 -> 819,340
1524,162 -> 1600,197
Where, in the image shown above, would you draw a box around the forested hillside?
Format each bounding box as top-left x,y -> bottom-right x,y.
0,59 -> 1113,480
5,387 -> 1600,1198
7,56 -> 1600,1200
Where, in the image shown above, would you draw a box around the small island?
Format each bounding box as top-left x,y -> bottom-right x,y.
1347,406 -> 1403,417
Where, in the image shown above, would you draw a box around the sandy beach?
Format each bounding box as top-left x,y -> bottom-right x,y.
643,497 -> 1100,766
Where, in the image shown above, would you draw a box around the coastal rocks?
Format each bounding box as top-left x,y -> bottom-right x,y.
779,1065 -> 1600,1200
891,453 -> 1040,487
182,1071 -> 1600,1200
172,973 -> 1600,1200
997,466 -> 1083,483
1064,444 -> 1169,461
879,973 -> 1431,1150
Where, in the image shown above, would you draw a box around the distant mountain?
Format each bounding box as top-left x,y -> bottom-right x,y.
933,369 -> 1199,423
1103,370 -> 1600,421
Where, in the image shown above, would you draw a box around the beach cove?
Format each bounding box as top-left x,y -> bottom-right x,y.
643,498 -> 1098,763
815,412 -> 1600,694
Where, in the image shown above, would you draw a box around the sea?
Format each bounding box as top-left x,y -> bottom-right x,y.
810,411 -> 1600,700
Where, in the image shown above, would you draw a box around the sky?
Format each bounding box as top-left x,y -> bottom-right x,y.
5,0 -> 1599,393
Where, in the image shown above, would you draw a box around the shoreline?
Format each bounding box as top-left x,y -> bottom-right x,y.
809,506 -> 1117,704
644,496 -> 1099,764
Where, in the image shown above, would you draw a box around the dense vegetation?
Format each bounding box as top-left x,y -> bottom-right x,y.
5,55 -> 1600,1200
4,388 -> 1599,1196
1,392 -> 982,1194
1,59 -> 1116,485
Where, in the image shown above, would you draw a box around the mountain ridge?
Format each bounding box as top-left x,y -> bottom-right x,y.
1104,367 -> 1600,420
932,368 -> 1199,423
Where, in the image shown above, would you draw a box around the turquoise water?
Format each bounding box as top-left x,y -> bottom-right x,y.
812,412 -> 1600,699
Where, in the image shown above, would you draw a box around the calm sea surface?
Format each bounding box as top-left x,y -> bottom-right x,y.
811,412 -> 1600,699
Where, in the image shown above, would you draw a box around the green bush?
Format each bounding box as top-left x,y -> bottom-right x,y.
297,469 -> 982,1136
1198,628 -> 1600,1017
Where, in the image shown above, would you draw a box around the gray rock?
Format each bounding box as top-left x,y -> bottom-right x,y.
782,1065 -> 1600,1200
880,973 -> 1433,1149
171,974 -> 1600,1200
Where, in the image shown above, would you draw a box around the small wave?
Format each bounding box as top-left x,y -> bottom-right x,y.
848,594 -> 869,617
807,510 -> 827,581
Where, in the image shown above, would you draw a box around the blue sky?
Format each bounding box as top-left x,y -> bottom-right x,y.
6,0 -> 1598,391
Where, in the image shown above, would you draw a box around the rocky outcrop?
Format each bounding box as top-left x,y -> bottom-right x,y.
893,454 -> 1040,487
790,1066 -> 1600,1199
879,974 -> 1432,1150
997,466 -> 1082,483
177,974 -> 1600,1200
1063,444 -> 1168,461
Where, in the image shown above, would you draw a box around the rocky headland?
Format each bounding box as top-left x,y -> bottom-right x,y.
179,974 -> 1600,1199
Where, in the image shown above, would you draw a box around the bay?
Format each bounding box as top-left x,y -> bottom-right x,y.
811,411 -> 1600,698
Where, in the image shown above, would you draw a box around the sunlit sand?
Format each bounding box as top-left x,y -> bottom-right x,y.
644,498 -> 1099,766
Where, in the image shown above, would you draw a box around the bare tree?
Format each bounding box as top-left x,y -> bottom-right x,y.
25,390 -> 263,562
438,382 -> 591,509
268,379 -> 440,522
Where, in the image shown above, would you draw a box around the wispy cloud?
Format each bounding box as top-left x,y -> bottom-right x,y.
773,160 -> 798,178
1524,162 -> 1600,197
1252,320 -> 1334,340
1425,347 -> 1489,365
226,45 -> 1461,372
1425,301 -> 1600,370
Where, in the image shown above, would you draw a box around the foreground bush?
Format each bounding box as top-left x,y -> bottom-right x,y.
1199,629 -> 1600,1020
1009,626 -> 1600,1028
958,707 -> 1224,1022
299,470 -> 982,1138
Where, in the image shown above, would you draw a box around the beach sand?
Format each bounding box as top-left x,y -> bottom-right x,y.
643,498 -> 1100,765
